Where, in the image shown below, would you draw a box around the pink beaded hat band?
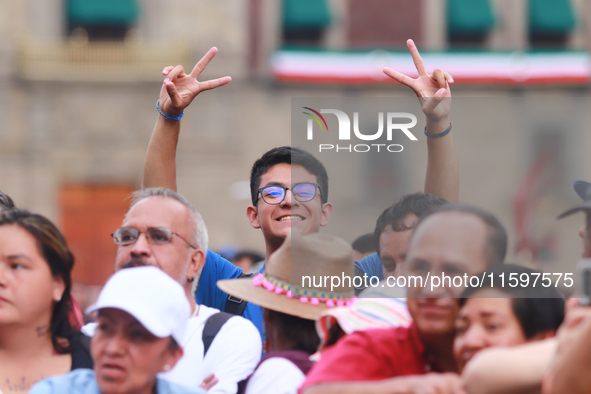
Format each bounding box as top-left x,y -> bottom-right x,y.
217,232 -> 356,321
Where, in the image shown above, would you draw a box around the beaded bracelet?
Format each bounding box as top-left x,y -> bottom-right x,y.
156,100 -> 184,121
424,123 -> 452,138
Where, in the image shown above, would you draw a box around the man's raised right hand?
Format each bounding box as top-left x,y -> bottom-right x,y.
158,47 -> 232,118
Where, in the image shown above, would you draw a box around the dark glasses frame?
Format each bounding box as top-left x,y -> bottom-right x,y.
257,183 -> 321,205
111,227 -> 197,249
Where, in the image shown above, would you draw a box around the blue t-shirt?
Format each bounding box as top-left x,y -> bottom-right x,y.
30,369 -> 205,394
196,250 -> 264,339
354,252 -> 384,281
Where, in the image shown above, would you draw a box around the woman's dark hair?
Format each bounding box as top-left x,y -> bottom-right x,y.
267,309 -> 320,354
460,264 -> 565,339
0,208 -> 75,353
352,233 -> 375,255
168,337 -> 180,351
324,323 -> 346,349
250,146 -> 329,206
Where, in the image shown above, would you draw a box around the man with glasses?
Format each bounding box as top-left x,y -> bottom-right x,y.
142,43 -> 459,334
110,187 -> 261,393
245,147 -> 332,260
190,145 -> 333,337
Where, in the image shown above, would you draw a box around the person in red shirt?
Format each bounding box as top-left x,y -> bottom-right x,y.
300,204 -> 507,394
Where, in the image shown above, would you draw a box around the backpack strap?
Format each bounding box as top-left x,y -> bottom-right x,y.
202,312 -> 234,357
224,272 -> 254,316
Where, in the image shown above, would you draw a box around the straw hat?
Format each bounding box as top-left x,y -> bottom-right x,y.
217,232 -> 355,320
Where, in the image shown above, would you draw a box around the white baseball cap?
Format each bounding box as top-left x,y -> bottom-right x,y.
86,266 -> 191,344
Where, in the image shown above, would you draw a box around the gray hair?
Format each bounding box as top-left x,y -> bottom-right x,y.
0,189 -> 15,210
130,188 -> 209,252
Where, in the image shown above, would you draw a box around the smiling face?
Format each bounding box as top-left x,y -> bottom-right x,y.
0,225 -> 64,328
114,197 -> 203,290
453,290 -> 527,371
404,211 -> 490,337
92,308 -> 182,394
247,163 -> 333,253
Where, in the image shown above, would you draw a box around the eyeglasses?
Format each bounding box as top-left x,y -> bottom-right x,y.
111,227 -> 197,249
258,183 -> 321,205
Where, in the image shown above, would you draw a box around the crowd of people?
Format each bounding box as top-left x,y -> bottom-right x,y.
1,39 -> 590,394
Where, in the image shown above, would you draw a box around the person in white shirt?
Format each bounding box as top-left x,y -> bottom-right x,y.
159,303 -> 260,391
111,187 -> 261,393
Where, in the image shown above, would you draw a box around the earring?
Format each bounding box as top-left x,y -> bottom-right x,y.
55,296 -> 62,302
163,364 -> 171,371
188,277 -> 194,283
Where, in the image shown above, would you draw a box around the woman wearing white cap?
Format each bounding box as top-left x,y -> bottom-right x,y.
30,266 -> 206,394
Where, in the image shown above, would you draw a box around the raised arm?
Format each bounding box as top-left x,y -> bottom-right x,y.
543,303 -> 591,394
142,47 -> 232,190
383,39 -> 459,202
462,339 -> 557,394
302,374 -> 466,394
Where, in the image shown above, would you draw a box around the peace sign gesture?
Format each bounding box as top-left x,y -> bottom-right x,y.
158,47 -> 232,117
383,39 -> 453,123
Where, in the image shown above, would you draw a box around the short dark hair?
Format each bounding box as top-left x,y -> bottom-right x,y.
168,337 -> 180,351
249,146 -> 329,206
460,264 -> 565,339
374,192 -> 447,256
352,233 -> 375,255
0,209 -> 75,353
233,250 -> 264,265
0,189 -> 15,210
268,309 -> 320,354
415,203 -> 507,266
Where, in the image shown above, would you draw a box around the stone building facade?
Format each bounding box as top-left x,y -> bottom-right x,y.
0,0 -> 590,292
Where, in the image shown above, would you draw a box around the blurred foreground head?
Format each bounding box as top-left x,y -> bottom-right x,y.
88,266 -> 190,394
404,203 -> 507,338
454,263 -> 564,371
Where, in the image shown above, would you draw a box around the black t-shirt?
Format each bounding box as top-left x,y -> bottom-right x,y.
69,332 -> 93,370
